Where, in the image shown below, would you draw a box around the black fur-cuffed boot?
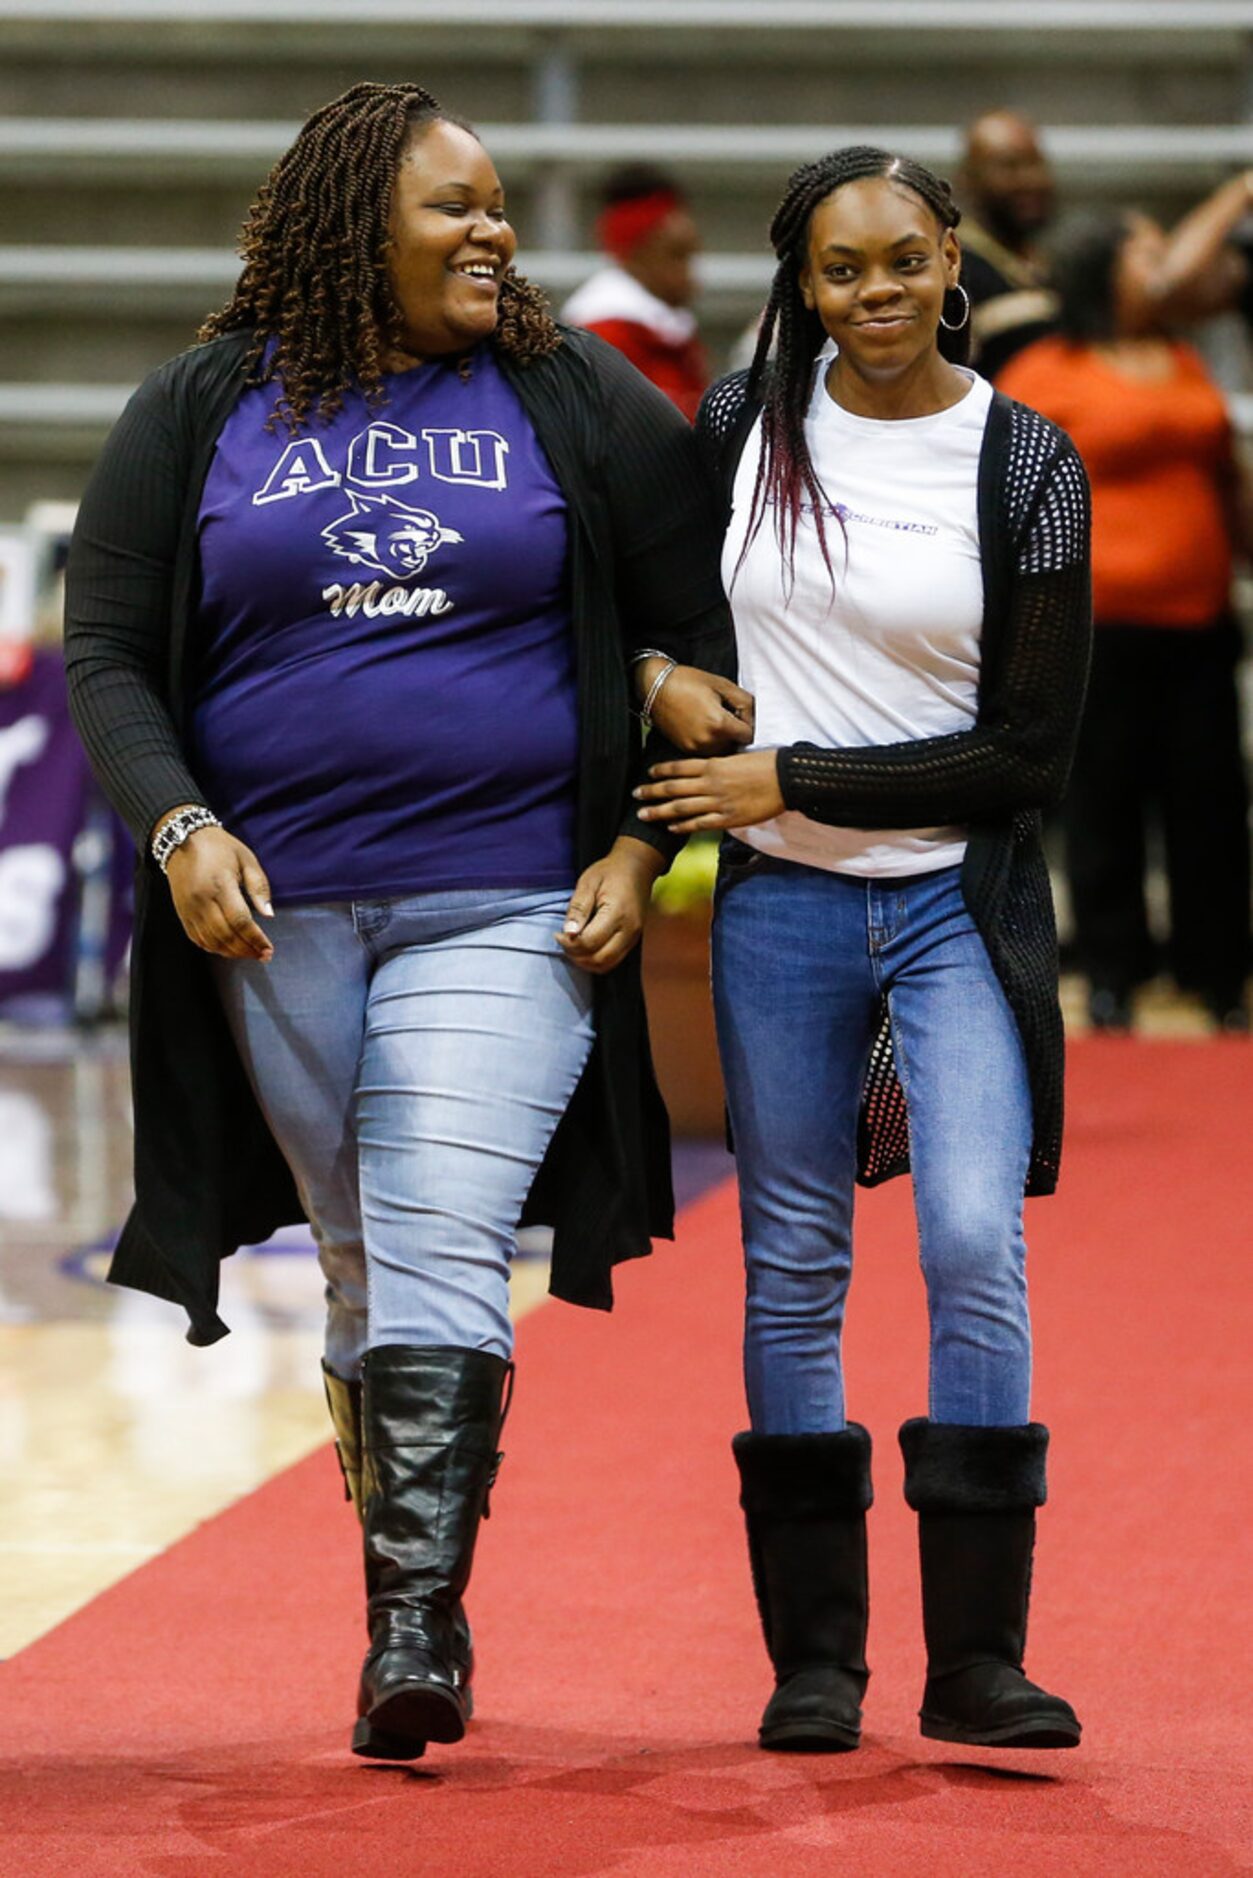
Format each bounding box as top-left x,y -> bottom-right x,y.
899,1418 -> 1081,1749
732,1425 -> 873,1751
352,1345 -> 511,1762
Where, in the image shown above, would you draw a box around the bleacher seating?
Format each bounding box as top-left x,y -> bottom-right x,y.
2,0 -> 1253,515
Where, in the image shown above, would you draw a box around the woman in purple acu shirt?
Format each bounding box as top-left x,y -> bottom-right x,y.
64,82 -> 748,1763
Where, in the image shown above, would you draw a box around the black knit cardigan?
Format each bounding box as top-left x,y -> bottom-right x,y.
697,370 -> 1092,1197
64,326 -> 734,1344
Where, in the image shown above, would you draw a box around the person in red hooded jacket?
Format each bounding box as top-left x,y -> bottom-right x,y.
562,164 -> 710,421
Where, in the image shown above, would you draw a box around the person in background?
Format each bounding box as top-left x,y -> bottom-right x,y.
64,82 -> 744,1768
958,110 -> 1059,378
999,212 -> 1251,1032
1145,168 -> 1253,322
561,164 -> 709,420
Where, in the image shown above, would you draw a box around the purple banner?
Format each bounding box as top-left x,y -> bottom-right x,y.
0,649 -> 132,1015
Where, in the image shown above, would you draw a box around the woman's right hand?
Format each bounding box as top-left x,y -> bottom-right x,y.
639,659 -> 755,754
161,820 -> 275,961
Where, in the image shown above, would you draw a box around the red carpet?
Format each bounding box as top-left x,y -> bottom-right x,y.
1,1039 -> 1250,1876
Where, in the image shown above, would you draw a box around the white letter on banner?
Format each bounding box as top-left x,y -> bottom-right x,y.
0,845 -> 66,970
0,716 -> 50,827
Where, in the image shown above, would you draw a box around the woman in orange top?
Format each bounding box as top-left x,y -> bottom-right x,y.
1000,212 -> 1250,1030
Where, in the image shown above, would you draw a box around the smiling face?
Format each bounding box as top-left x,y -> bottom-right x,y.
799,176 -> 960,384
385,118 -> 518,360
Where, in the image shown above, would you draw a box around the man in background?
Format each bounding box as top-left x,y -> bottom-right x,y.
958,110 -> 1059,378
561,164 -> 709,420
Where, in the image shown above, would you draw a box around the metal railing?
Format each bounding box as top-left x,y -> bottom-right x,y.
2,119 -> 1252,178
7,382 -> 1253,440
0,1 -> 1250,28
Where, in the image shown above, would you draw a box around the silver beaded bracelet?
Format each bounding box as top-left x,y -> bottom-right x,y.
152,805 -> 222,874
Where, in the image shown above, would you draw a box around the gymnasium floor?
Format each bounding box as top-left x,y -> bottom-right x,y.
0,993 -> 1247,1877
0,977 -> 1220,1662
0,1027 -> 730,1662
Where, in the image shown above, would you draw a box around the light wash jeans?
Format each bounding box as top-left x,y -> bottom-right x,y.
212,888 -> 594,1378
711,844 -> 1033,1435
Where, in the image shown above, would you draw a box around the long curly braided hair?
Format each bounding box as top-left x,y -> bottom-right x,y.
740,145 -> 968,588
198,81 -> 562,433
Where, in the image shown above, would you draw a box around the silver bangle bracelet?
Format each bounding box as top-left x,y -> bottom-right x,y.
640,658 -> 676,726
631,647 -> 672,709
152,805 -> 221,874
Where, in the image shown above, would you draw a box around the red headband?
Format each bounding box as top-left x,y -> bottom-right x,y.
596,190 -> 681,259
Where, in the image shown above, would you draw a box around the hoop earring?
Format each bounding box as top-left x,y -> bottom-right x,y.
938,282 -> 971,332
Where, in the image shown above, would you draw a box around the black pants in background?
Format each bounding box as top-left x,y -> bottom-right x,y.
1064,620 -> 1250,1009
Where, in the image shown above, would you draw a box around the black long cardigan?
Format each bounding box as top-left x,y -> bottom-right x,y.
698,371 -> 1093,1197
65,326 -> 734,1344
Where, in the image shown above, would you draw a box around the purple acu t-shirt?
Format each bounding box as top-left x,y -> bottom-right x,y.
191,348 -> 577,905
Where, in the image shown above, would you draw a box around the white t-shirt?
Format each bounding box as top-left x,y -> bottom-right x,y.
724,359 -> 992,877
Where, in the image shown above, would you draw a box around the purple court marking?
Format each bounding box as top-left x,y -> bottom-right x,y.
672,1137 -> 734,1213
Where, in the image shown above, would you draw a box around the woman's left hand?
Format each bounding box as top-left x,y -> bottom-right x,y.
558,836 -> 666,974
634,751 -> 786,834
636,659 -> 755,755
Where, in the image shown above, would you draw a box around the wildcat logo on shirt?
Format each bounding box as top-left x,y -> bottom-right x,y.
322,490 -> 463,579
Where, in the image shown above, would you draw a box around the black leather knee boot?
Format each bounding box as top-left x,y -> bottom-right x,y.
732,1425 -> 872,1751
899,1419 -> 1081,1749
322,1357 -> 473,1654
352,1345 -> 511,1761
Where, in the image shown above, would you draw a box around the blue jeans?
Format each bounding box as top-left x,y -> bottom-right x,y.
212,888 -> 594,1378
711,846 -> 1033,1434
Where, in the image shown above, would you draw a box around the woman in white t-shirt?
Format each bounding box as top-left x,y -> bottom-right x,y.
637,148 -> 1090,1756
